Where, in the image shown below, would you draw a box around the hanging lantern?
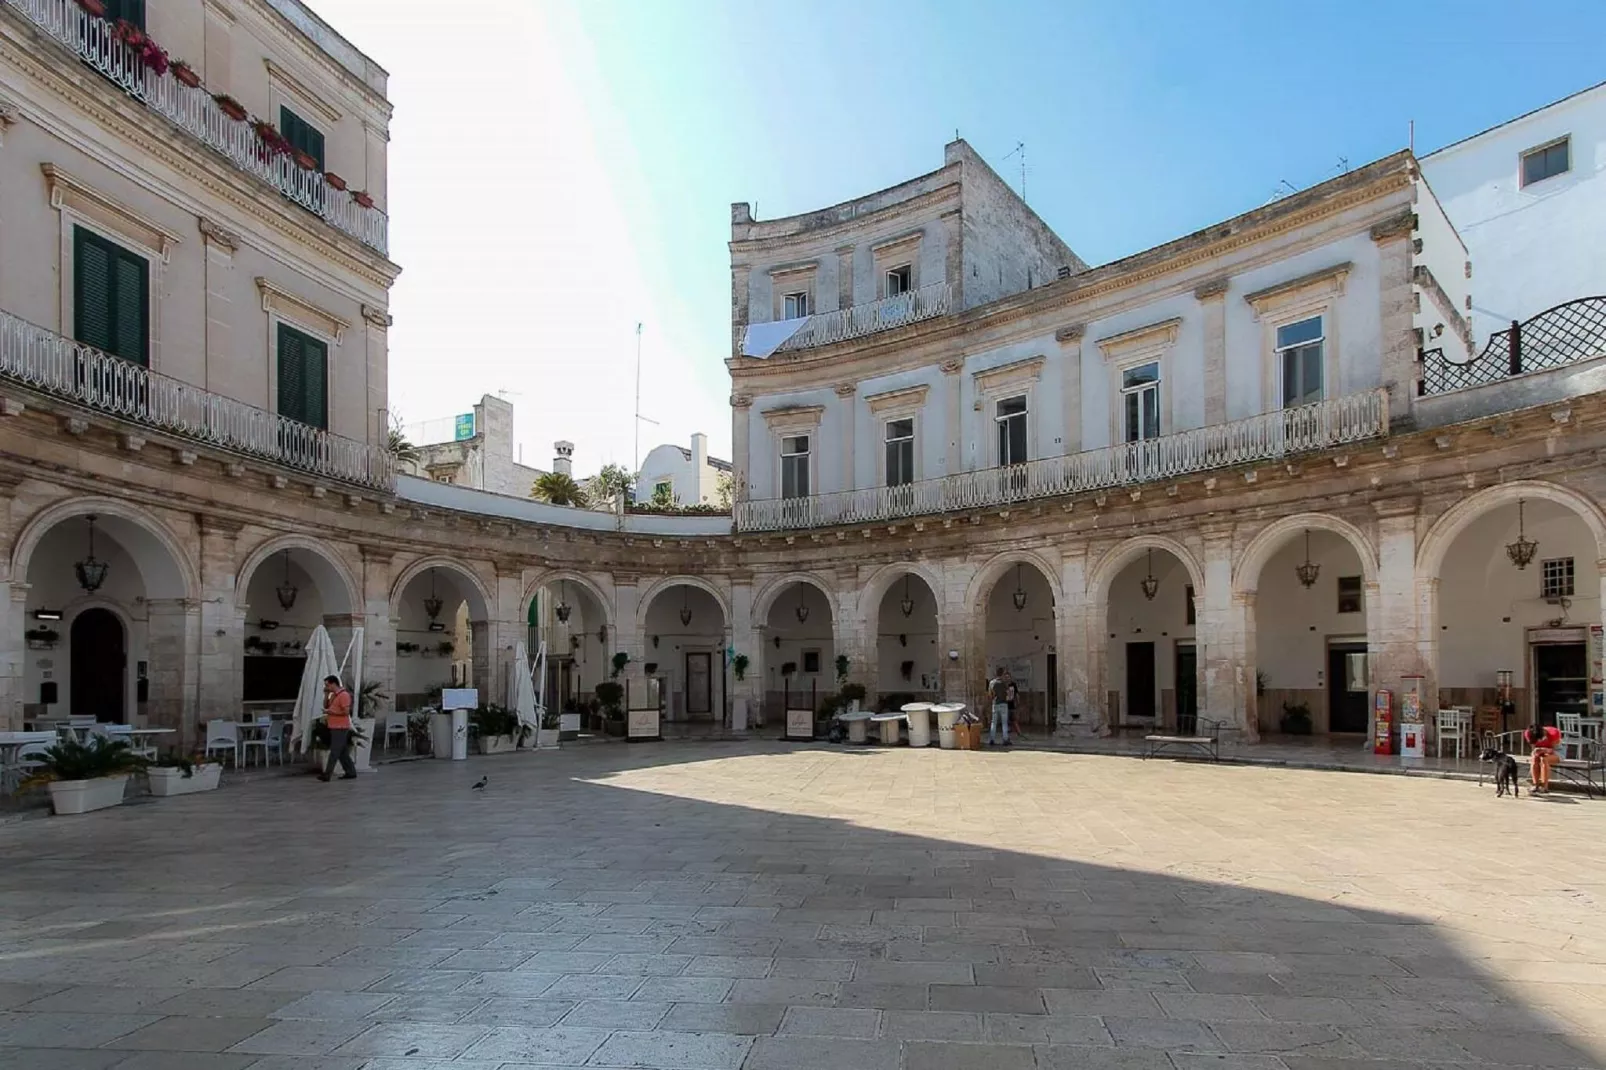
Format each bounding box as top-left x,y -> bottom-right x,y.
1294,529 -> 1321,589
73,514 -> 110,594
1506,498 -> 1538,570
554,580 -> 571,624
1012,564 -> 1027,611
422,569 -> 443,621
1139,549 -> 1160,601
597,624 -> 608,644
679,586 -> 693,627
275,549 -> 299,611
899,574 -> 915,618
795,584 -> 810,624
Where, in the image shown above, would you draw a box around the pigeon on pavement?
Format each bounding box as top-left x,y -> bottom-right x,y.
471,776 -> 488,790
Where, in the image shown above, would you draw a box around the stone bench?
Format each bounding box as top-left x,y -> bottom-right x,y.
1143,718 -> 1222,762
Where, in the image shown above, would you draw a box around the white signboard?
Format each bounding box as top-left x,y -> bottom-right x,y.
442,688 -> 478,710
786,708 -> 813,741
627,707 -> 661,740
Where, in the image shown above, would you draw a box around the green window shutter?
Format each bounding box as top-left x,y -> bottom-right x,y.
73,226 -> 148,366
280,106 -> 325,172
277,324 -> 328,430
106,0 -> 145,28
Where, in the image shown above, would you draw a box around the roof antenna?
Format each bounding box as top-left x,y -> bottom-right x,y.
1408,119 -> 1414,153
1002,141 -> 1026,203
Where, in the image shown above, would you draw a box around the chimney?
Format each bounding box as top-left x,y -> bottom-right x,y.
691,432 -> 708,472
553,440 -> 573,476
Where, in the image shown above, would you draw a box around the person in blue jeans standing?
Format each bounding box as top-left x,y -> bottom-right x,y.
986,668 -> 1014,747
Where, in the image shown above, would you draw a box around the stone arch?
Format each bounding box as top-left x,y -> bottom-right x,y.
856,561 -> 947,623
389,556 -> 494,621
235,532 -> 360,615
10,495 -> 197,600
965,549 -> 1062,617
635,575 -> 732,636
1234,513 -> 1379,594
519,569 -> 614,630
1417,479 -> 1606,581
1087,534 -> 1204,602
752,570 -> 839,625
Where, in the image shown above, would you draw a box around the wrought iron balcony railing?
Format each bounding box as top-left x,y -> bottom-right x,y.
735,390 -> 1388,532
0,310 -> 394,490
6,0 -> 389,257
1419,295 -> 1606,395
773,283 -> 953,353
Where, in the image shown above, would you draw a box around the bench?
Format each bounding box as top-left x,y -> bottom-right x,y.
1484,731 -> 1604,797
1144,717 -> 1222,762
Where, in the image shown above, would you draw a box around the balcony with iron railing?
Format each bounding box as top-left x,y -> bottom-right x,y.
5,0 -> 389,257
0,309 -> 394,490
770,282 -> 953,353
735,390 -> 1389,532
1418,295 -> 1606,396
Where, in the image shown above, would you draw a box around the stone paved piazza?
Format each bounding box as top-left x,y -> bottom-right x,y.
1,743 -> 1603,1070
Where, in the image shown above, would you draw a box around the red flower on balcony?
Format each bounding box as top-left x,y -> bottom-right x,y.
324,172 -> 348,192
113,19 -> 145,49
252,120 -> 292,158
172,61 -> 201,88
75,0 -> 107,16
352,190 -> 375,209
140,40 -> 169,76
213,94 -> 247,121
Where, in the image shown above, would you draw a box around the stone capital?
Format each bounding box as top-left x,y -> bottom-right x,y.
1369,210 -> 1416,243
1193,277 -> 1230,301
730,394 -> 752,410
1054,323 -> 1086,343
361,304 -> 394,328
1371,496 -> 1420,519
833,382 -> 857,398
197,218 -> 241,251
939,357 -> 964,376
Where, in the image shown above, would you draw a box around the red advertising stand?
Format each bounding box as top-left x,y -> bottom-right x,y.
1373,689 -> 1393,755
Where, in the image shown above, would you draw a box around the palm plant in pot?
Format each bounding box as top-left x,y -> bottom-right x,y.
147,751 -> 223,797
469,703 -> 529,754
23,736 -> 146,815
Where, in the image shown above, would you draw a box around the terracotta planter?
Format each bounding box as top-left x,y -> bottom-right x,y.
292,150 -> 318,171
147,763 -> 222,796
76,0 -> 107,18
173,64 -> 201,88
215,96 -> 247,122
324,171 -> 347,191
48,774 -> 129,815
352,191 -> 375,209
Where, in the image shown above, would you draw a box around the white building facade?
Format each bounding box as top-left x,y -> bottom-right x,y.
635,433 -> 729,507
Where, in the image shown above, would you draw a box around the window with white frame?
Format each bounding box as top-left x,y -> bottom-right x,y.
1276,315 -> 1324,408
1120,361 -> 1161,442
885,418 -> 915,486
1521,137 -> 1570,187
995,395 -> 1028,466
1541,557 -> 1575,599
781,435 -> 810,498
782,291 -> 810,320
886,265 -> 912,298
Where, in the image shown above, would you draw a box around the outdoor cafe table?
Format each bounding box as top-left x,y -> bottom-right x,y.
837,709 -> 873,744
870,710 -> 905,746
901,702 -> 935,747
0,731 -> 57,792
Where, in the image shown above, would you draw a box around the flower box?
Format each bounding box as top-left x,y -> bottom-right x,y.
48,774 -> 130,815
292,150 -> 318,171
324,171 -> 347,191
214,95 -> 247,122
76,0 -> 107,17
173,62 -> 201,88
352,191 -> 375,209
114,20 -> 145,48
476,734 -> 517,755
147,763 -> 222,796
536,728 -> 560,750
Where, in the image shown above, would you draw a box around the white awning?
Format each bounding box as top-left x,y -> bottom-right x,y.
741,318 -> 807,358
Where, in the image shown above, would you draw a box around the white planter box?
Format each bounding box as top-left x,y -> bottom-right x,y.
147,763 -> 222,797
559,712 -> 581,740
536,728 -> 560,750
477,733 -> 517,755
48,774 -> 130,815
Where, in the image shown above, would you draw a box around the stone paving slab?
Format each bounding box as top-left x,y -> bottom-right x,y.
1,741 -> 1604,1069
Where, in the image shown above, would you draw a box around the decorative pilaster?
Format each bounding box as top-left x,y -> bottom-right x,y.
835,244 -> 855,312
940,358 -> 964,475
197,517 -> 242,721
1195,278 -> 1229,425
835,382 -> 856,493
1055,547 -> 1093,736
145,598 -> 201,743
730,394 -> 753,501
2,583 -> 28,731
728,575 -> 758,731
1054,324 -> 1084,455
1370,501 -> 1423,721
1200,527 -> 1251,739
359,546 -> 397,713
1371,210 -> 1418,424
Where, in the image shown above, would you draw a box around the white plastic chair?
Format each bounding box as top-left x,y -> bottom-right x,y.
4,740 -> 55,793
1558,712 -> 1585,760
240,717 -> 283,767
203,720 -> 240,767
383,712 -> 408,753
1435,709 -> 1467,759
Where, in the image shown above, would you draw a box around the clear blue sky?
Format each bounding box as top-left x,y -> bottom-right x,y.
325,0 -> 1604,471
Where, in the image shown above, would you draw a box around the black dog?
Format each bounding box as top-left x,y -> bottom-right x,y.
1480,746 -> 1519,798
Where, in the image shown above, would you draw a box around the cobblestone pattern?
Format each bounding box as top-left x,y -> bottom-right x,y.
0,743 -> 1603,1069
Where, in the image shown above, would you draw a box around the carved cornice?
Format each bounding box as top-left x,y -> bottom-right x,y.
1054,323 -> 1086,344
730,393 -> 753,409
833,382 -> 857,398
760,405 -> 825,433
1369,210 -> 1416,243
265,58 -> 341,126
1243,262 -> 1351,319
730,180 -> 962,258
1194,277 -> 1230,301
864,384 -> 929,415
1096,317 -> 1181,361
198,218 -> 241,251
973,355 -> 1046,395
361,304 -> 394,328
43,163 -> 184,261
257,277 -> 351,343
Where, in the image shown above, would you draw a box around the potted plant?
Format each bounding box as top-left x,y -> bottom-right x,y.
24,627 -> 59,649
253,120 -> 291,158
469,704 -> 528,754
835,654 -> 851,686
732,653 -> 749,681
292,149 -> 318,171
214,93 -> 247,121
140,38 -> 169,75
113,19 -> 145,48
407,710 -> 433,756
437,641 -> 455,658
75,0 -> 107,18
1279,700 -> 1313,736
172,59 -> 201,88
610,652 -> 629,679
352,189 -> 375,209
23,736 -> 145,815
537,708 -> 561,750
147,753 -> 223,796
324,171 -> 347,191
840,682 -> 867,713
352,682 -> 386,771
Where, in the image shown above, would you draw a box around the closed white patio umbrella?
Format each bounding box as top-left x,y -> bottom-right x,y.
290,626 -> 338,755
514,640 -> 541,740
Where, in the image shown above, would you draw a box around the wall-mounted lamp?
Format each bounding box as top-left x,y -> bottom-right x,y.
428,621 -> 446,633
257,619 -> 280,631
31,609 -> 63,621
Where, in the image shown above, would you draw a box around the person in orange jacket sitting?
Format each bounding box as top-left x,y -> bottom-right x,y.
1525,722 -> 1564,793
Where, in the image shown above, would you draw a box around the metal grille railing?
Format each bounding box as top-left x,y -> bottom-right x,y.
5,0 -> 389,256
773,283 -> 953,353
0,310 -> 394,490
736,390 -> 1388,532
1420,295 -> 1606,395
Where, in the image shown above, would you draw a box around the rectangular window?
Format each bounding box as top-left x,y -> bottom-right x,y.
1521,137 -> 1570,187
781,434 -> 810,499
104,0 -> 145,28
802,650 -> 821,675
276,323 -> 329,430
782,291 -> 810,320
280,106 -> 325,172
1277,315 -> 1324,408
1185,584 -> 1196,626
73,225 -> 149,366
1337,575 -> 1363,615
885,418 -> 914,487
1541,557 -> 1575,599
886,265 -> 912,297
1120,361 -> 1161,442
996,395 -> 1028,466
654,480 -> 672,497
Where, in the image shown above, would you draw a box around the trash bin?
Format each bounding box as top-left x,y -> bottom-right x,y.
450,709 -> 468,761
932,703 -> 963,750
1398,718 -> 1424,759
901,702 -> 934,747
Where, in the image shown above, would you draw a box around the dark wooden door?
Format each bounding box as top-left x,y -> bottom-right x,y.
71,608 -> 125,722
1327,643 -> 1370,733
1175,645 -> 1198,734
1533,643 -> 1587,727
1126,642 -> 1156,722
686,652 -> 712,716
